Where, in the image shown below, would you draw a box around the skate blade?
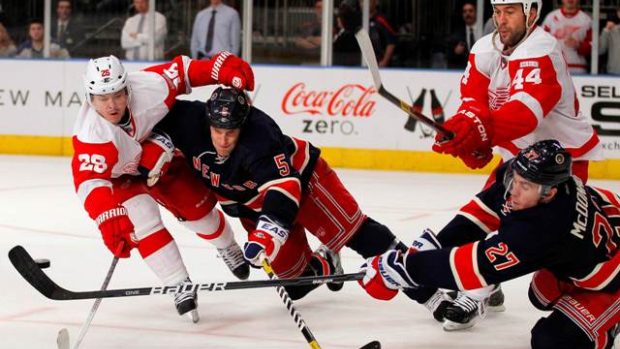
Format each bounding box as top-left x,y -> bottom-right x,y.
488,304 -> 506,312
187,309 -> 200,323
442,319 -> 477,332
57,328 -> 70,349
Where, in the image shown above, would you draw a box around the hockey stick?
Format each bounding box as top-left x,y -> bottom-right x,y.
262,260 -> 322,349
354,28 -> 454,139
57,244 -> 122,349
262,261 -> 381,349
9,245 -> 363,301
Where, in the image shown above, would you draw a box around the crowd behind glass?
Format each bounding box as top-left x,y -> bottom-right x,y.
0,0 -> 618,75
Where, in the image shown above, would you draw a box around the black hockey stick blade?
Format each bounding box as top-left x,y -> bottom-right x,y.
360,340 -> 381,349
354,28 -> 454,139
9,245 -> 66,299
9,245 -> 365,301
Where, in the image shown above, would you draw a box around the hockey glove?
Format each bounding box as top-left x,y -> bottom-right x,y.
96,205 -> 137,258
139,131 -> 174,187
457,147 -> 494,170
433,100 -> 492,156
410,228 -> 442,253
243,217 -> 288,268
359,249 -> 419,301
208,51 -> 255,91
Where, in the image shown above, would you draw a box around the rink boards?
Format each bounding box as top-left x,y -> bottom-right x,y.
0,58 -> 618,178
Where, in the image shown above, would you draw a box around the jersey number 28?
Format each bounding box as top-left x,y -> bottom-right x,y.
78,154 -> 108,173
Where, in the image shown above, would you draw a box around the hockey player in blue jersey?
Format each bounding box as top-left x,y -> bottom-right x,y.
152,87 -> 412,300
360,140 -> 620,349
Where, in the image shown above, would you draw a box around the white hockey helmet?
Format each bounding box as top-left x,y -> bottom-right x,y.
490,0 -> 542,27
83,55 -> 128,96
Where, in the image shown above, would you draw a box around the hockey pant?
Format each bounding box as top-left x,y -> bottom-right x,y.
529,269 -> 620,349
239,157 -> 367,279
111,155 -> 234,286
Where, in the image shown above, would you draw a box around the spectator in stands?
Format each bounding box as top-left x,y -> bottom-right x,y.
190,0 -> 240,59
121,0 -> 167,61
333,0 -> 361,66
0,22 -> 16,57
446,2 -> 481,69
17,19 -> 70,59
367,0 -> 397,67
52,0 -> 84,56
543,0 -> 592,74
599,6 -> 620,75
295,0 -> 322,52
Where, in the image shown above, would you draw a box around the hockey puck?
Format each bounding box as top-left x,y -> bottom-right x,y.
34,258 -> 51,269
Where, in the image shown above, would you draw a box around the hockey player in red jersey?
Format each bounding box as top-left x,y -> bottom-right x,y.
72,53 -> 253,321
429,0 -> 603,329
361,140 -> 620,348
433,0 -> 601,175
154,87 -> 410,300
543,0 -> 592,74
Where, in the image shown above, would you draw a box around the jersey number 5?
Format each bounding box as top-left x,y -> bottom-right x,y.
512,68 -> 541,90
274,154 -> 290,176
78,154 -> 108,174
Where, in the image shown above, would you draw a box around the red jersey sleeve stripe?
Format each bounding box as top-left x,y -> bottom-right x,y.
459,197 -> 500,233
509,92 -> 544,121
592,187 -> 620,208
290,137 -> 311,173
571,251 -> 620,290
244,178 -> 303,211
450,241 -> 487,290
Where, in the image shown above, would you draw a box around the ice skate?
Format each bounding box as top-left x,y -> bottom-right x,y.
443,293 -> 487,331
424,289 -> 453,322
218,241 -> 250,280
174,277 -> 199,323
316,245 -> 344,291
487,284 -> 505,312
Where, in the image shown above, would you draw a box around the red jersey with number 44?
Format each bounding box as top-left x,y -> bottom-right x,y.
461,26 -> 602,162
71,55 -> 194,219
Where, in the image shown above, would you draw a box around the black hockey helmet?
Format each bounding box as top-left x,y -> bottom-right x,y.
509,140 -> 572,187
205,87 -> 250,129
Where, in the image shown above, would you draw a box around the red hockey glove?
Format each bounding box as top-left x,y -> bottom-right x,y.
433,100 -> 492,156
359,250 -> 419,301
457,147 -> 494,170
139,131 -> 174,187
243,217 -> 288,267
209,51 -> 255,91
96,206 -> 136,258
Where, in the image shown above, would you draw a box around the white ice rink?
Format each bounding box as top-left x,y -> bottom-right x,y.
2,155 -> 619,349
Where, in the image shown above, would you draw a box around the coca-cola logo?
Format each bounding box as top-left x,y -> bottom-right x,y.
281,82 -> 376,117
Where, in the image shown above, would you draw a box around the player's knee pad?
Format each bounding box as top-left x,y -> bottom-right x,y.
531,314 -> 593,349
182,209 -> 234,245
123,194 -> 165,240
346,217 -> 401,258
